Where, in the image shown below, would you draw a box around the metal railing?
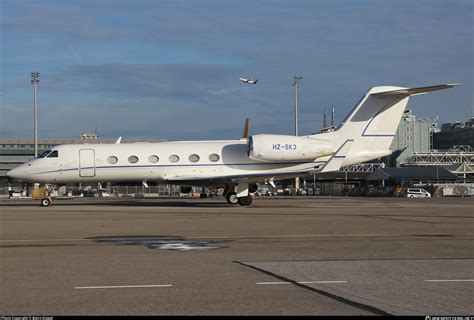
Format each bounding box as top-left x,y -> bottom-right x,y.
340,163 -> 385,172
406,152 -> 474,166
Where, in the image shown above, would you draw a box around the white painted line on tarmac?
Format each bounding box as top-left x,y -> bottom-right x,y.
74,284 -> 173,289
424,279 -> 474,282
256,281 -> 347,285
298,281 -> 347,284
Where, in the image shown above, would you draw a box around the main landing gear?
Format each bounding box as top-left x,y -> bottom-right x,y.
225,192 -> 253,206
224,183 -> 257,206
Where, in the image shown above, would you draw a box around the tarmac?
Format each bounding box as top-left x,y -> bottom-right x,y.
0,196 -> 473,315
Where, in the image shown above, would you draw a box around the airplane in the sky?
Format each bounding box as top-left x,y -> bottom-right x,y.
7,84 -> 458,207
239,77 -> 258,84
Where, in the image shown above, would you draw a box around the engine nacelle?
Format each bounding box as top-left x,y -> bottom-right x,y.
248,134 -> 332,162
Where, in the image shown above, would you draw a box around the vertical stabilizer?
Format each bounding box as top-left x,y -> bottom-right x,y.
312,84 -> 458,168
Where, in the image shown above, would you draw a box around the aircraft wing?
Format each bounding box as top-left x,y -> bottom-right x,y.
166,168 -> 323,186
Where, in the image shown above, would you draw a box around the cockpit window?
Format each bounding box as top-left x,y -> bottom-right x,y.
38,150 -> 52,158
46,150 -> 58,158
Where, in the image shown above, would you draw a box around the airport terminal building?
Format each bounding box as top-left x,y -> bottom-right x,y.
433,117 -> 474,150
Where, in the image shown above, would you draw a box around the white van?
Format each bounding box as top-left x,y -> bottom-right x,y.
406,188 -> 431,198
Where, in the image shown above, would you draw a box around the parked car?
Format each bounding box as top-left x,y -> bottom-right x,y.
406,188 -> 431,198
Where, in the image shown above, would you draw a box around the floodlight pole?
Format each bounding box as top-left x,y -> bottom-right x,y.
292,75 -> 302,193
31,72 -> 40,158
292,75 -> 302,136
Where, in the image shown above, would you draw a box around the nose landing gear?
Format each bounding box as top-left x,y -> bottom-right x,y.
32,184 -> 55,207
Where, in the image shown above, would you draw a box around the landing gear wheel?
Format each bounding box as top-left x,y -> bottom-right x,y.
238,195 -> 253,206
226,192 -> 239,205
40,198 -> 51,207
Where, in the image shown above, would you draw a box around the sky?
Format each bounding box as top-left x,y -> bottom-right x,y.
0,0 -> 472,140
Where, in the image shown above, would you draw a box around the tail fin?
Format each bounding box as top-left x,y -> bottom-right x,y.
317,84 -> 459,167
337,84 -> 458,138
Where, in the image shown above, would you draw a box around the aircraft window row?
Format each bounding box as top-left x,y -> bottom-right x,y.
106,153 -> 221,164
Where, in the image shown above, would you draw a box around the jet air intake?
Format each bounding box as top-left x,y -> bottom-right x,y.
247,134 -> 332,162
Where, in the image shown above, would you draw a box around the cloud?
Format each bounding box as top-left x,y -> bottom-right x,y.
45,63 -> 240,102
1,0 -> 472,140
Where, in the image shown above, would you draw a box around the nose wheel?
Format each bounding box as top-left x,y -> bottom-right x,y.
40,197 -> 51,207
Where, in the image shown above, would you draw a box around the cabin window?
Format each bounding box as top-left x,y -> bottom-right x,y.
107,156 -> 118,164
128,155 -> 139,163
46,150 -> 58,158
209,153 -> 220,162
169,155 -> 179,163
38,150 -> 52,158
188,154 -> 200,163
149,155 -> 159,163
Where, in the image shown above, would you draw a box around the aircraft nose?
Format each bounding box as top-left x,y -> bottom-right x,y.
6,165 -> 29,181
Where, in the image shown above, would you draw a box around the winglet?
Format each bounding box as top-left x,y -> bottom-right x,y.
320,139 -> 353,173
115,136 -> 122,144
242,118 -> 249,139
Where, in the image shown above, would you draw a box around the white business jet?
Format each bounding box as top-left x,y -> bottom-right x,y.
7,84 -> 458,206
239,77 -> 258,84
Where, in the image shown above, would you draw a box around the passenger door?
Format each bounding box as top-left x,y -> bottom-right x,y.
79,149 -> 96,177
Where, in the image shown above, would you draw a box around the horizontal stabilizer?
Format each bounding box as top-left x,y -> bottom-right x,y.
320,139 -> 353,173
372,84 -> 459,97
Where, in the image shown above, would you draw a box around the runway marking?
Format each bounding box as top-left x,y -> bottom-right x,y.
424,279 -> 474,282
256,281 -> 347,285
299,281 -> 347,284
74,284 -> 173,289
